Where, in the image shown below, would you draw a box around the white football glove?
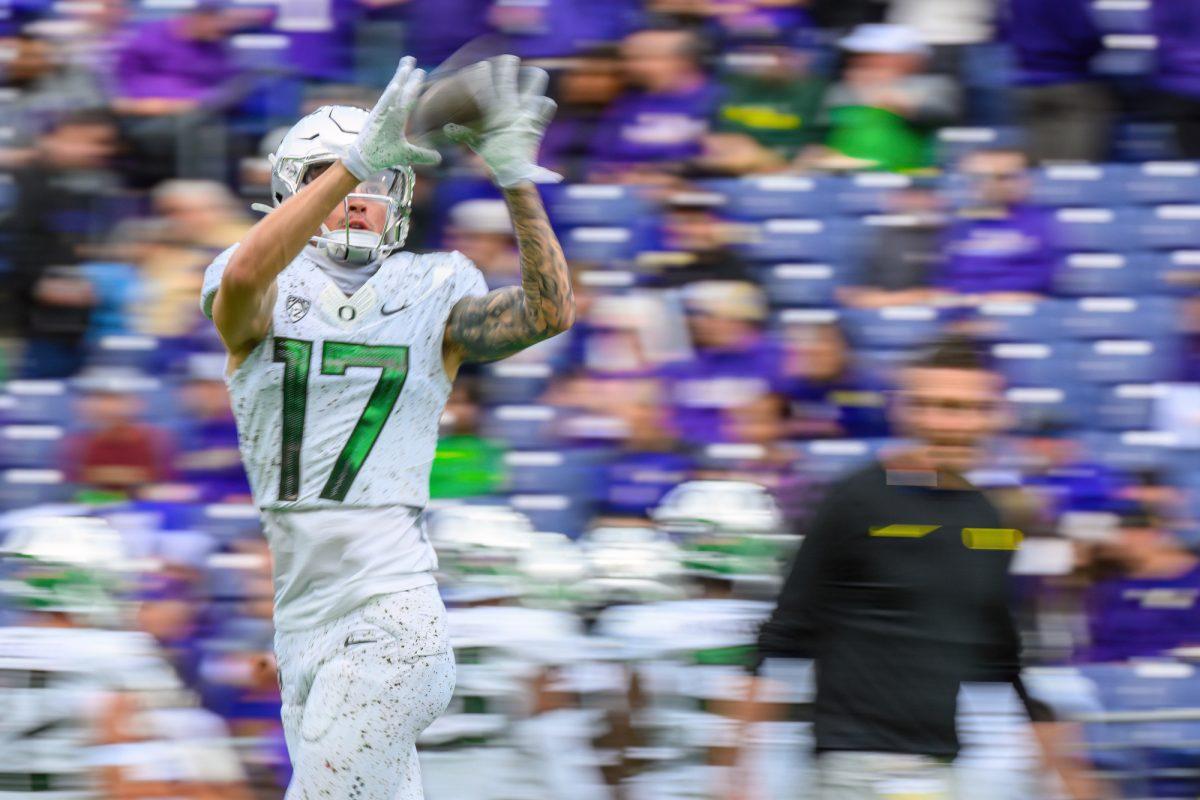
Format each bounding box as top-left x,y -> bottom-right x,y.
337,56 -> 442,181
444,55 -> 562,189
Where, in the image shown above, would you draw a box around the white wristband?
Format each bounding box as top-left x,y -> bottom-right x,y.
338,146 -> 374,182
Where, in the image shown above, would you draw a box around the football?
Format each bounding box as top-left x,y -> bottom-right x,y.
406,61 -> 491,141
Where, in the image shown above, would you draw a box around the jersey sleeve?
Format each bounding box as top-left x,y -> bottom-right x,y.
447,250 -> 489,307
751,479 -> 848,672
199,243 -> 241,320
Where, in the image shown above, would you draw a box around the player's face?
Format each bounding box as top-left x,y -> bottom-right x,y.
322,193 -> 390,237
307,162 -> 391,236
893,366 -> 1007,473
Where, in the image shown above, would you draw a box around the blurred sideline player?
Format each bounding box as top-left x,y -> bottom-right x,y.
0,514 -> 252,799
724,336 -> 1101,800
200,55 -> 573,799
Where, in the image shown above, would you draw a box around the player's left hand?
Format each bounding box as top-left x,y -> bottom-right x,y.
444,54 -> 562,189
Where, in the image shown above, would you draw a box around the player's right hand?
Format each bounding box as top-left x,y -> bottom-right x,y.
337,55 -> 442,180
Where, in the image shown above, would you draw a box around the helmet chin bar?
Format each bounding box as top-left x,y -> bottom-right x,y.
319,227 -> 384,265
310,192 -> 404,266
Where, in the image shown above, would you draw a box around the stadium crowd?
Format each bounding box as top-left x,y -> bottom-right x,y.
4,0 -> 1200,797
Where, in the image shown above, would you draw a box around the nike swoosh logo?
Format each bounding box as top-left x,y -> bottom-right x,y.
379,263 -> 455,316
345,629 -> 383,647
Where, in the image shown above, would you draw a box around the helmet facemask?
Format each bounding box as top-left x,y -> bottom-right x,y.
270,155 -> 415,266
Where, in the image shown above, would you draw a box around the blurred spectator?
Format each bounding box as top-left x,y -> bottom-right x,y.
176,353 -> 251,503
937,148 -> 1055,301
487,0 -> 637,59
1150,0 -> 1200,159
1017,427 -> 1130,522
887,0 -> 1002,123
18,266 -> 98,378
63,382 -> 176,498
1006,0 -> 1111,164
659,280 -> 785,447
1122,470 -> 1182,508
0,34 -> 56,160
113,3 -> 242,113
591,27 -> 717,176
392,0 -> 490,69
136,562 -> 207,686
196,541 -> 280,745
429,376 -> 507,499
693,131 -> 789,176
641,0 -> 710,23
113,2 -> 250,185
38,0 -> 129,76
650,189 -> 755,286
600,376 -> 692,518
2,110 -> 121,376
542,47 -> 624,182
0,31 -> 109,160
779,317 -> 890,438
730,411 -> 817,531
697,390 -> 800,487
806,0 -> 887,31
270,0 -> 356,83
80,220 -> 156,346
711,37 -> 826,163
444,198 -> 519,287
707,0 -> 816,49
568,292 -> 668,379
133,179 -> 249,340
1177,297 -> 1200,383
887,0 -> 993,61
839,180 -> 945,308
817,24 -> 959,172
1079,506 -> 1200,663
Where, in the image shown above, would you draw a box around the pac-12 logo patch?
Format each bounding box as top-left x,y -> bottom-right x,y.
286,295 -> 311,323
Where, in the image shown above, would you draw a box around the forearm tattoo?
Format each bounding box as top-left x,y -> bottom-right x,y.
446,183 -> 575,363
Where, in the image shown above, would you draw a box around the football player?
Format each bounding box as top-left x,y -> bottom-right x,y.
0,514 -> 207,798
200,54 -> 573,799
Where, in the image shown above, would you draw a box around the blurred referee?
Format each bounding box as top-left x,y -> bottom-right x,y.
727,335 -> 1101,800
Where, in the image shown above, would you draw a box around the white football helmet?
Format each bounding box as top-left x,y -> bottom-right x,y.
0,513 -> 131,627
266,105 -> 415,265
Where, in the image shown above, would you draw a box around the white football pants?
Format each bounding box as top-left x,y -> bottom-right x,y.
275,584 -> 456,800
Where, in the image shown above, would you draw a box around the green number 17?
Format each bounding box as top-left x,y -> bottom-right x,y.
273,338 -> 409,502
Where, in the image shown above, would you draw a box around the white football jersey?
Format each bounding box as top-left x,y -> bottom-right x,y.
202,244 -> 487,511
202,243 -> 488,630
0,627 -> 183,794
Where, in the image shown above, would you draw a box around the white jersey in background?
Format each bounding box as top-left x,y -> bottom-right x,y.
0,626 -> 184,799
201,243 -> 488,630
